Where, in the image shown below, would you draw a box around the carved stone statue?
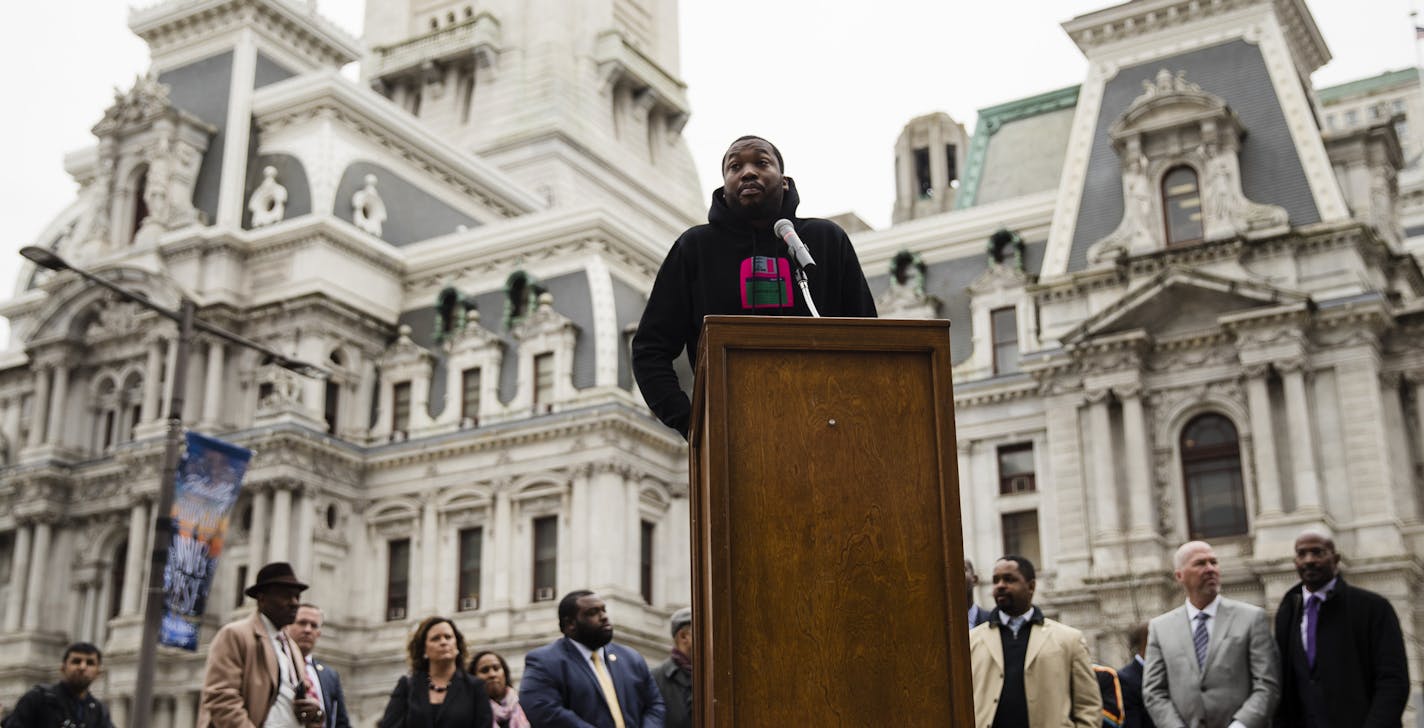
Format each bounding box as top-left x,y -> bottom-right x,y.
352,174 -> 388,237
248,166 -> 288,227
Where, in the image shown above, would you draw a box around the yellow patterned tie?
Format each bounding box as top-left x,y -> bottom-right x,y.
591,651 -> 626,728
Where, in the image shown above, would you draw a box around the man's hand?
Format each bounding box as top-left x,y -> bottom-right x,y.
294,696 -> 324,727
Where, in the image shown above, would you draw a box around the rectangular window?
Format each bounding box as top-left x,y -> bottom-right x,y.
991,307 -> 1020,375
997,443 -> 1036,494
914,146 -> 932,198
0,533 -> 12,623
461,368 -> 482,425
532,516 -> 557,602
1001,510 -> 1041,567
392,382 -> 412,435
533,354 -> 554,411
457,527 -> 482,611
233,564 -> 247,609
640,520 -> 655,605
945,144 -> 958,185
324,380 -> 340,434
387,539 -> 410,621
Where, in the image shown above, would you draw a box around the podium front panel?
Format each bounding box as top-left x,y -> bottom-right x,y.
690,316 -> 972,727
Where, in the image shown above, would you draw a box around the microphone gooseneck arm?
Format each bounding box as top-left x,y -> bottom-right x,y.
774,219 -> 821,318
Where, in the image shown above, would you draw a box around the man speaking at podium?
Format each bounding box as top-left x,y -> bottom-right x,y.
632,135 -> 877,438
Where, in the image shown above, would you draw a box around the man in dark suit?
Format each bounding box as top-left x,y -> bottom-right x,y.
285,603 -> 352,728
1117,623 -> 1155,728
522,590 -> 666,728
965,559 -> 991,628
1273,529 -> 1407,728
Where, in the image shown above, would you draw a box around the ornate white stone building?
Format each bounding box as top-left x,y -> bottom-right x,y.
1,0 -> 1422,725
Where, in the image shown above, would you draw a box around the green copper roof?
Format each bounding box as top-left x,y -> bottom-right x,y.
957,84 -> 1080,210
1317,68 -> 1419,104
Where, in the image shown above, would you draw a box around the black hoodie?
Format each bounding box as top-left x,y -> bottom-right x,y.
631,178 -> 877,438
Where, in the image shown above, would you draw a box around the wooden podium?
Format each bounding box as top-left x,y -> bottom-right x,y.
688,316 -> 974,727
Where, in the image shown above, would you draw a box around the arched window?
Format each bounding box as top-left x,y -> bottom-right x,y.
1162,166 -> 1203,246
1180,413 -> 1248,539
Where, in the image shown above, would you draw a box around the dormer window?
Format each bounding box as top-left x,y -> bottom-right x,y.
1162,166 -> 1203,246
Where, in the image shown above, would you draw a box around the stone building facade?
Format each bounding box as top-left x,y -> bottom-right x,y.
1,0 -> 1422,726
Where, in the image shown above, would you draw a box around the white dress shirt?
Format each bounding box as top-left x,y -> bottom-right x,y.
259,614 -> 301,728
1299,577 -> 1337,645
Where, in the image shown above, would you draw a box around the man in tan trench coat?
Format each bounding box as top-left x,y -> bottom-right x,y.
969,556 -> 1100,728
198,562 -> 325,728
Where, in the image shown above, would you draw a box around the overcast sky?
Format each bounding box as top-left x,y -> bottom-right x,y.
0,0 -> 1417,337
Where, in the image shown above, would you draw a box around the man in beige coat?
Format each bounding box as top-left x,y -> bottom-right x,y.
198,563 -> 325,728
969,556 -> 1100,728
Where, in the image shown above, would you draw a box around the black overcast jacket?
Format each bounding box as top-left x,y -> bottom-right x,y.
630,178 -> 877,437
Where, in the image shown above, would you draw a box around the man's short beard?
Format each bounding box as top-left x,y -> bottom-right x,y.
732,191 -> 782,222
572,623 -> 614,650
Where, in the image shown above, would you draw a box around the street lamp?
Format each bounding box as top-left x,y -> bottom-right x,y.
19,245 -> 327,728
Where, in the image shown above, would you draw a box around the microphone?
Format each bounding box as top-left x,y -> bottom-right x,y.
774,219 -> 816,271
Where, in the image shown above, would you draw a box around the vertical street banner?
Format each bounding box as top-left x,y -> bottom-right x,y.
161,432 -> 252,650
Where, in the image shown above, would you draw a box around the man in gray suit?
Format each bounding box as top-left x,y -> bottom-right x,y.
1143,541 -> 1280,728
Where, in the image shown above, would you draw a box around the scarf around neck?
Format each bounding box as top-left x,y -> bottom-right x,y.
491,687 -> 530,728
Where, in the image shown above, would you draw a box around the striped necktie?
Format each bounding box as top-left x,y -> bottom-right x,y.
1192,612 -> 1210,668
591,651 -> 626,728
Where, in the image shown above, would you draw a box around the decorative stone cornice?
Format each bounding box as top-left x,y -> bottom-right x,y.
130,0 -> 362,71
1062,0 -> 1329,75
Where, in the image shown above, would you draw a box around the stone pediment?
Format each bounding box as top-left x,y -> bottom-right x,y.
1062,269 -> 1308,344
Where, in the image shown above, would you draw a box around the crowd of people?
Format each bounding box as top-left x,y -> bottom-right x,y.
0,526 -> 1411,727
965,529 -> 1410,728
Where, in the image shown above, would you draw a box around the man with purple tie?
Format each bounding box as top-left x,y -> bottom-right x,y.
1272,529 -> 1407,728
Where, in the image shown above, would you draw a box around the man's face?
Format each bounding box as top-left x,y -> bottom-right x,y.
991,560 -> 1035,617
1175,543 -> 1221,607
721,139 -> 786,221
674,624 -> 693,660
60,651 -> 101,694
565,594 -> 614,649
1293,533 -> 1339,592
286,606 -> 323,656
256,585 -> 303,628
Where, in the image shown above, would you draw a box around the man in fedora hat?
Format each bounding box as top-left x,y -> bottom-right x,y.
198,562 -> 326,728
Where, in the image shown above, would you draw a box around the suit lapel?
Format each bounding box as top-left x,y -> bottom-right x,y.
251,613 -> 279,693
1023,621 -> 1047,670
605,645 -> 630,713
984,626 -> 1005,673
562,639 -> 607,709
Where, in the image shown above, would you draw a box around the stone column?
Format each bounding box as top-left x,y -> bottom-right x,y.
121,501 -> 149,615
162,338 -> 179,418
293,488 -> 314,580
411,375 -> 433,430
141,339 -> 164,423
201,340 -> 225,427
419,496 -> 439,615
247,488 -> 270,595
2,397 -> 20,457
1280,361 -> 1322,511
45,365 -> 70,446
173,691 -> 196,728
373,377 -> 394,439
22,520 -> 52,630
270,485 -> 293,563
27,366 -> 51,448
1120,386 -> 1155,536
79,580 -> 98,642
956,440 -> 976,560
491,485 -> 512,607
4,524 -> 33,631
1244,366 -> 1283,516
1087,390 -> 1120,539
